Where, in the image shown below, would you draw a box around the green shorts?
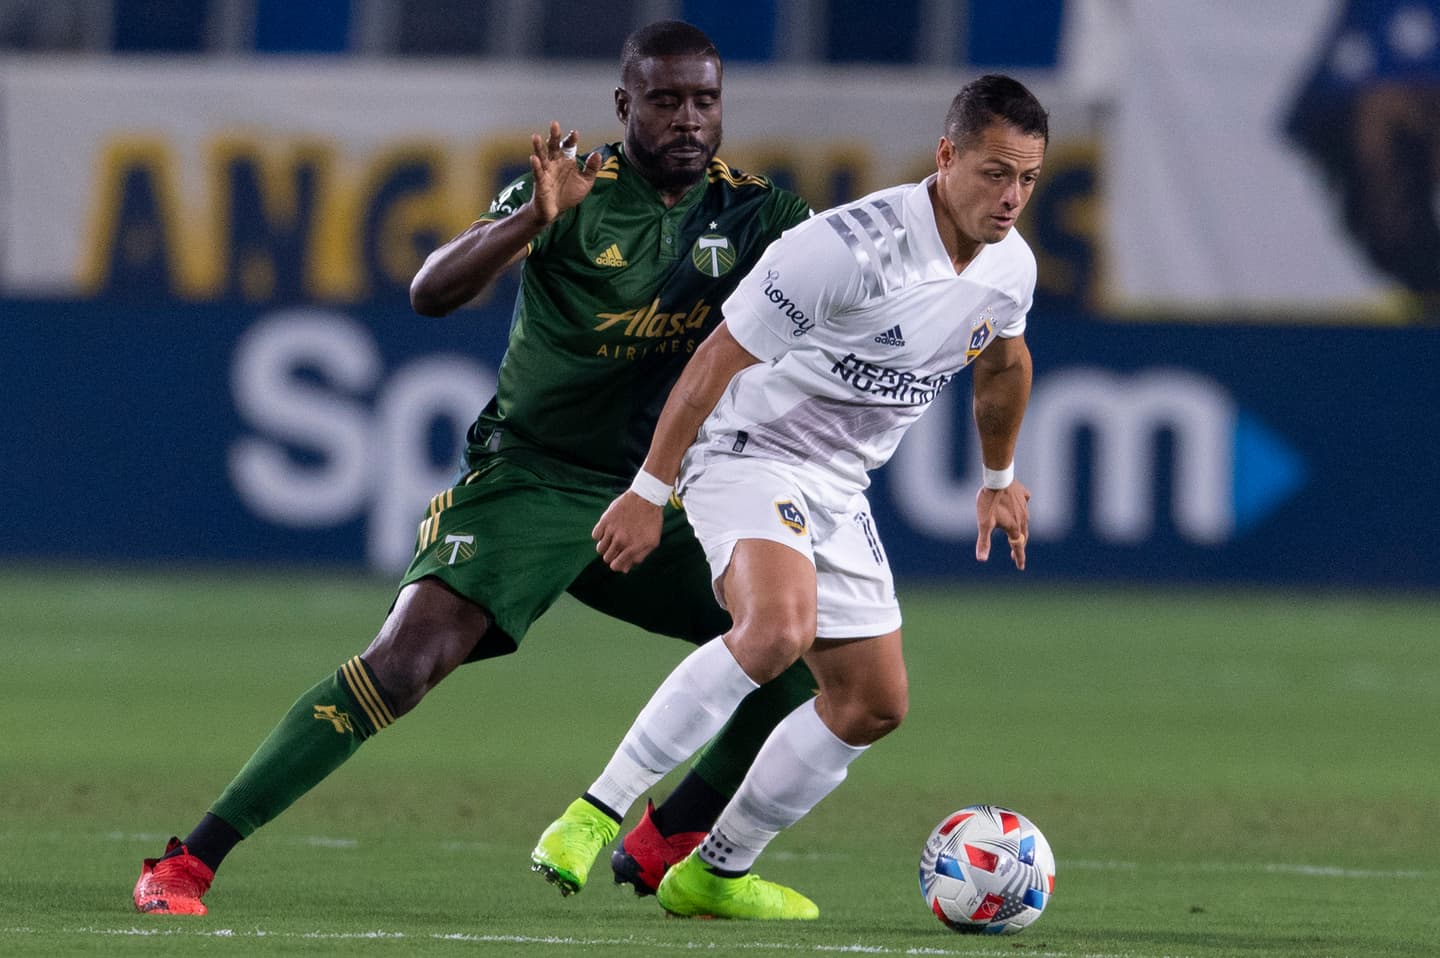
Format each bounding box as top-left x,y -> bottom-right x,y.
397,446 -> 730,660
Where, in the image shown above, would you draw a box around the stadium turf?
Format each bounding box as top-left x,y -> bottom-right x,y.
2,567 -> 1436,956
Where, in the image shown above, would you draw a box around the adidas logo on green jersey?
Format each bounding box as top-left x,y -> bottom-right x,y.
594,244 -> 628,268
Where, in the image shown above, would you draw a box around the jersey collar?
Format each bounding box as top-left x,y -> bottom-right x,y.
613,142 -> 709,213
909,174 -> 968,278
910,172 -> 997,279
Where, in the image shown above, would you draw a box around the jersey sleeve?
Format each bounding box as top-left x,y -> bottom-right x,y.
475,171 -> 560,257
478,172 -> 534,221
998,291 -> 1029,339
768,188 -> 814,234
994,232 -> 1038,339
722,217 -> 865,362
997,263 -> 1033,339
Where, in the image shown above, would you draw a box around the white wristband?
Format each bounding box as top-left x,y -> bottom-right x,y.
982,462 -> 1015,490
628,468 -> 673,506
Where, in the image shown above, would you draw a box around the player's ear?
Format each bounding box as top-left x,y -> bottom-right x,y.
936,136 -> 953,170
615,87 -> 630,124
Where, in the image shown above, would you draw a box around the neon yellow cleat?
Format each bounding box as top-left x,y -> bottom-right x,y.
530,798 -> 620,896
655,851 -> 819,920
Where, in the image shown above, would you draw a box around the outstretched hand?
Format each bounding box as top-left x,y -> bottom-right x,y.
975,480 -> 1031,570
529,121 -> 603,224
592,491 -> 665,572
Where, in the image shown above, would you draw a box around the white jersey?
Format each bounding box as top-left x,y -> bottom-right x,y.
682,174 -> 1036,507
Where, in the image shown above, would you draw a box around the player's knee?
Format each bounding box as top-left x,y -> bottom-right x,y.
822,687 -> 907,745
868,697 -> 908,739
727,612 -> 815,682
363,638 -> 451,715
858,693 -> 908,743
362,581 -> 490,714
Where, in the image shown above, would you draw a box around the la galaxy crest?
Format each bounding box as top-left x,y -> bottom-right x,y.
966,306 -> 996,363
775,499 -> 808,535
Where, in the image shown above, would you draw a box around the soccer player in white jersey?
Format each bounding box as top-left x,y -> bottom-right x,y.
533,74 -> 1047,920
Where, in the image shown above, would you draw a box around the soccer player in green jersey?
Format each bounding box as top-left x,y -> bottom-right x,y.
133,20 -> 815,915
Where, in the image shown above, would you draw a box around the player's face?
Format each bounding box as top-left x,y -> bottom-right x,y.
933,122 -> 1046,258
616,54 -> 723,195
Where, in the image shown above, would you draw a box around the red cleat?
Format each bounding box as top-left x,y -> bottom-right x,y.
611,800 -> 707,897
133,837 -> 214,915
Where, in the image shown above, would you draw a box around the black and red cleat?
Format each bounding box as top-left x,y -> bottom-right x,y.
611,800 -> 706,897
133,837 -> 214,915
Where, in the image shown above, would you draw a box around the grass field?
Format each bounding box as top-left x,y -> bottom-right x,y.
2,566 -> 1437,957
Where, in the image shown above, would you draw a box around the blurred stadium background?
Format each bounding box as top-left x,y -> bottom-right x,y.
2,0 -> 1437,588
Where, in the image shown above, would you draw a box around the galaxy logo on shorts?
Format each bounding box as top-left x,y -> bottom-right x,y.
775,499 -> 808,535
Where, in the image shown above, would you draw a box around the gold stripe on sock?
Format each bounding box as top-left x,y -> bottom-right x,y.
346,657 -> 395,729
339,658 -> 386,732
341,657 -> 395,730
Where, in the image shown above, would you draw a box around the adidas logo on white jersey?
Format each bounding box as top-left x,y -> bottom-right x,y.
873,324 -> 905,346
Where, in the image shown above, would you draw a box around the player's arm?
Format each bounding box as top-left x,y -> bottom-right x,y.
410,123 -> 603,317
971,333 -> 1033,569
593,322 -> 761,572
409,213 -> 540,317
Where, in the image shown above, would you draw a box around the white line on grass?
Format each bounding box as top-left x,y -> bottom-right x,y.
6,926 -> 1183,957
1065,859 -> 1426,880
1262,863 -> 1426,879
102,831 -> 172,843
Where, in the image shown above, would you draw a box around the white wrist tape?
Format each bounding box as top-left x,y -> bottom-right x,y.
629,468 -> 673,506
982,462 -> 1015,490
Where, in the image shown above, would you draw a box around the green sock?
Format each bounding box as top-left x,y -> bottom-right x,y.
209,656 -> 397,837
689,658 -> 816,796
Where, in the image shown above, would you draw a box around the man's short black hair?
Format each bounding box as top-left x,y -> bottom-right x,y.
620,20 -> 720,86
945,74 -> 1049,148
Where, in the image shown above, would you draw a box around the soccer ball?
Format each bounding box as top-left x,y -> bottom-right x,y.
918,804 -> 1056,934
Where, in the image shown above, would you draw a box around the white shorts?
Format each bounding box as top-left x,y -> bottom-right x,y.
679,457 -> 901,639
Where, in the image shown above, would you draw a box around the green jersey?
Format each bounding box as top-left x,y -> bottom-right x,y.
469,143 -> 810,480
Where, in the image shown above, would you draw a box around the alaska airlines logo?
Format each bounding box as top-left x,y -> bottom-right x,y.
831,353 -> 951,404
691,233 -> 736,277
313,704 -> 355,734
760,269 -> 814,337
595,298 -> 712,338
775,500 -> 808,535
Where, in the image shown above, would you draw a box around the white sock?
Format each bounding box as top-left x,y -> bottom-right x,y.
697,698 -> 867,874
588,637 -> 759,817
